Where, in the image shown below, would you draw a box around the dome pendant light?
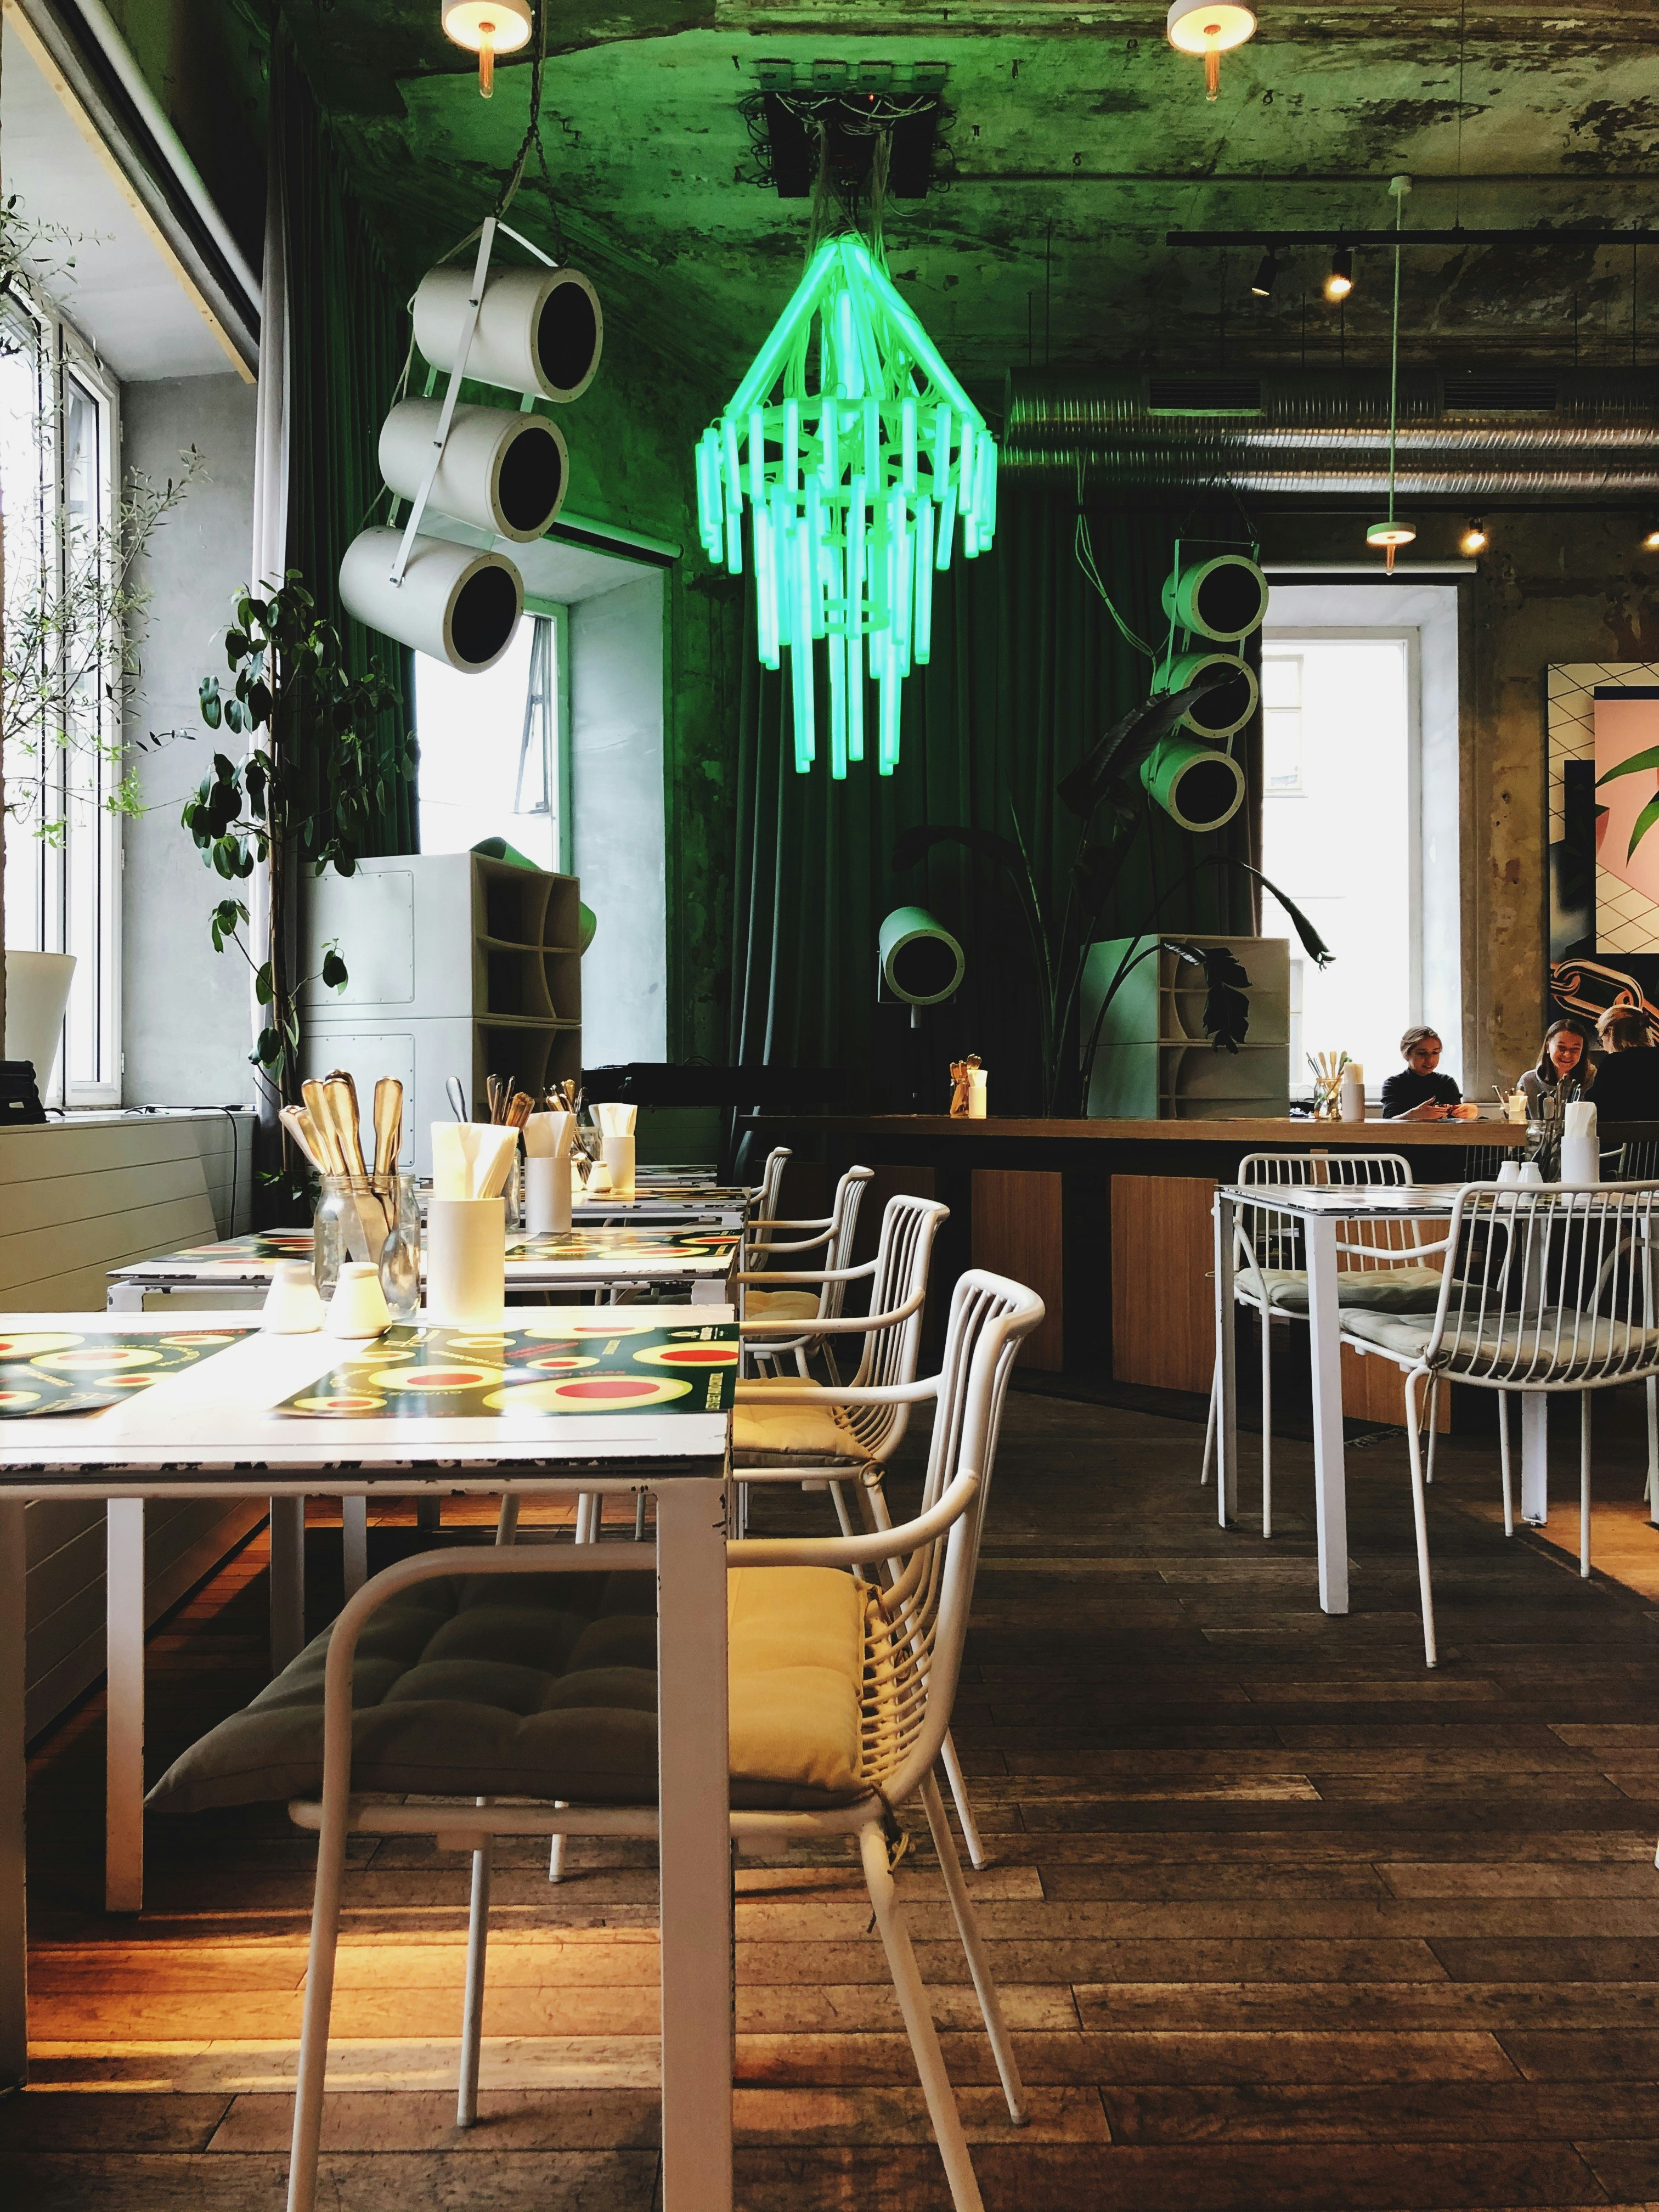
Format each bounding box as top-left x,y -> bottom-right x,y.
1166,0 -> 1257,101
1368,176 -> 1416,574
441,0 -> 533,98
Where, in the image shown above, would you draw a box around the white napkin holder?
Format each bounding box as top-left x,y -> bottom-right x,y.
593,1103 -> 637,1200
967,1068 -> 988,1121
427,1195 -> 506,1327
1560,1099 -> 1600,1186
524,1111 -> 575,1234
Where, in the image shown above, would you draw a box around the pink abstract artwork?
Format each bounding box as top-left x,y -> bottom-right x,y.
1595,692 -> 1659,904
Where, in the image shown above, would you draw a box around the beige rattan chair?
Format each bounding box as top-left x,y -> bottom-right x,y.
229,1267 -> 1045,2212
1338,1180 -> 1659,1665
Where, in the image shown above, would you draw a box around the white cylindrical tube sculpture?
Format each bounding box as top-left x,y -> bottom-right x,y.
426,1197 -> 506,1327
379,399 -> 567,543
413,262 -> 603,403
340,526 -> 522,672
1164,650 -> 1260,741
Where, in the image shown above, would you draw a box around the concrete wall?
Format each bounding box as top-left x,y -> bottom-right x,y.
1259,511 -> 1659,1103
571,572 -> 668,1065
121,373 -> 257,1107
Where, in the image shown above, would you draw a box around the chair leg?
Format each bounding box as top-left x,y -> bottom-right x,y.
1404,1369 -> 1438,1669
456,1831 -> 492,2127
938,1731 -> 988,1874
827,1481 -> 858,1539
1260,1313 -> 1273,1540
858,1820 -> 985,2212
1200,1362 -> 1217,1487
340,1497 -> 368,1598
548,1821 -> 567,1884
634,1489 -> 648,1542
1424,1375 -> 1441,1487
1498,1391 -> 1514,1537
1647,1375 -> 1658,1519
921,1769 -> 1025,2124
1581,1393 -> 1593,1580
286,1792 -> 350,2212
494,1496 -> 520,1547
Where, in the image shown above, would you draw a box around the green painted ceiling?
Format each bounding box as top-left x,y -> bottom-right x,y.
278,1 -> 1659,393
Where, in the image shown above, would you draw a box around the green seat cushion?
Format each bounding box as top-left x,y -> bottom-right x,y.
1241,1264 -> 1444,1316
1342,1306 -> 1659,1374
146,1560 -> 867,1820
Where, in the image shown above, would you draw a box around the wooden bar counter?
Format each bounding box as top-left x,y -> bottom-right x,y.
742,1115 -> 1541,1406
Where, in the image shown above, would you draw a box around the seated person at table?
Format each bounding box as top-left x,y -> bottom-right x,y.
1585,1006 -> 1659,1121
1381,1026 -> 1465,1121
1517,1019 -> 1594,1112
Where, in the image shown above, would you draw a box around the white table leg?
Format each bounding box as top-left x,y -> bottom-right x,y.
1214,1194 -> 1238,1528
340,1498 -> 368,1599
105,1501 -> 145,1914
1304,1212 -> 1351,1615
0,1499 -> 27,2086
654,1476 -> 732,2212
105,1281 -> 146,1313
1521,1392 -> 1550,1524
269,1498 -> 306,1674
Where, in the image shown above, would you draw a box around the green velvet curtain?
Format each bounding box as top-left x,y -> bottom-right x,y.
279,33 -> 417,854
728,490 -> 1262,1113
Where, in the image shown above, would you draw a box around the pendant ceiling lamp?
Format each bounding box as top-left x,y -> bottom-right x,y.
1368,174 -> 1416,573
441,0 -> 532,98
696,234 -> 998,778
1166,0 -> 1257,101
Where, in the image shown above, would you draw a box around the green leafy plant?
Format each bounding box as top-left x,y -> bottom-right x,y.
178,573 -> 416,1125
1597,747 -> 1659,859
895,675 -> 1331,1114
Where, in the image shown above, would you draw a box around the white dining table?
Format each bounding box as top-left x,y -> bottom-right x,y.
0,1306 -> 735,2212
1212,1181 -> 1565,1614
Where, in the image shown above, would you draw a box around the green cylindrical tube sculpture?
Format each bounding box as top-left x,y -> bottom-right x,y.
878,905 -> 966,1005
1161,552 -> 1269,642
1139,736 -> 1247,833
1163,650 -> 1260,740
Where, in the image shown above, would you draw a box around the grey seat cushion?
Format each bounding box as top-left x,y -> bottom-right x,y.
146,1563 -> 864,1820
1342,1306 -> 1659,1374
1240,1263 -> 1444,1316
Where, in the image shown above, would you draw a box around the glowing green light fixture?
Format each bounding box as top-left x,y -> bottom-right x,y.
696,235 -> 998,777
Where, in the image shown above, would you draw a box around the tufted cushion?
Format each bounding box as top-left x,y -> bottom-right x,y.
146,1562 -> 867,1819
732,1377 -> 875,1468
744,1288 -> 822,1322
1343,1305 -> 1659,1374
1239,1263 -> 1445,1316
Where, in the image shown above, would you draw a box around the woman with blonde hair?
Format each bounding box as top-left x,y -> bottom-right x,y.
1587,1004 -> 1659,1122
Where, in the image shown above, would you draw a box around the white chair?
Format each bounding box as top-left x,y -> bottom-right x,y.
1202,1150 -> 1449,1534
1338,1180 -> 1659,1666
742,1164 -> 874,1379
271,1267 -> 1046,2212
741,1143 -> 793,1273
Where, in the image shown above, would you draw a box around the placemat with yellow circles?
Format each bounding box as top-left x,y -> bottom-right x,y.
0,1328 -> 258,1418
277,1320 -> 740,1419
506,1228 -> 741,1262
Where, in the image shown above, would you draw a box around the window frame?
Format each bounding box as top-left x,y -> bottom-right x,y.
1,280 -> 124,1106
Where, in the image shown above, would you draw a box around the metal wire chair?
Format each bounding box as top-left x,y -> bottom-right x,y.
1339,1180 -> 1659,1665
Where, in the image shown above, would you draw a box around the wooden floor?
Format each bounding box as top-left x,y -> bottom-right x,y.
13,1386 -> 1659,2209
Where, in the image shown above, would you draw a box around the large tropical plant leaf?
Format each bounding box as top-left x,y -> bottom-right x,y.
891,823 -> 1026,878
1164,939 -> 1251,1053
1212,859 -> 1335,969
1596,746 -> 1659,786
1628,792 -> 1659,862
1057,668 -> 1237,821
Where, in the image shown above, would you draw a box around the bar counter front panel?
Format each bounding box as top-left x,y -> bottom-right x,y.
741,1116 -> 1629,1419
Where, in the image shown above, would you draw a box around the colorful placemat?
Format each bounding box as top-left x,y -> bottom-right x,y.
0,1327 -> 258,1418
507,1228 -> 741,1263
278,1319 -> 740,1419
165,1231 -> 314,1265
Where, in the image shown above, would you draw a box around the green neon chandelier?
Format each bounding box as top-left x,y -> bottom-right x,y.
696,234 -> 998,777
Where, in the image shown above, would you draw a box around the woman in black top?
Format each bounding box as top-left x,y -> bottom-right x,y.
1381,1025 -> 1464,1121
1587,1006 -> 1659,1122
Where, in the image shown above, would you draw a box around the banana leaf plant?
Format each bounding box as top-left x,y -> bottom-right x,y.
894,673 -> 1332,1114
1597,746 -> 1659,858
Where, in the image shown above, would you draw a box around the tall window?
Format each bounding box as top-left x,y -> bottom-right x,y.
415,610 -> 569,870
1259,635 -> 1416,1090
1,289 -> 122,1103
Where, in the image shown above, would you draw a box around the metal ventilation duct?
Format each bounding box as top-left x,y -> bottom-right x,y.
1003,368 -> 1659,496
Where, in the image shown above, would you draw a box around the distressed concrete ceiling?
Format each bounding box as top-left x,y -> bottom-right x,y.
283,1 -> 1659,396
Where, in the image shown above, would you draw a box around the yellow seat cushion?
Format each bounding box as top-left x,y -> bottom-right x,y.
732,1378 -> 875,1468
727,1565 -> 866,1805
744,1288 -> 822,1322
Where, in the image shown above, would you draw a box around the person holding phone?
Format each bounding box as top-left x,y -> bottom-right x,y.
1381,1026 -> 1470,1121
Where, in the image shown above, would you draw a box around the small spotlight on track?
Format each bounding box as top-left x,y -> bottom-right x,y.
1250,250 -> 1279,298
1461,519 -> 1489,555
1324,246 -> 1354,302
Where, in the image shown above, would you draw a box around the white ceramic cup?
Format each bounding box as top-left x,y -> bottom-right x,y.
328,1260 -> 392,1339
524,1153 -> 572,1234
263,1259 -> 325,1334
427,1195 -> 506,1327
601,1133 -> 636,1200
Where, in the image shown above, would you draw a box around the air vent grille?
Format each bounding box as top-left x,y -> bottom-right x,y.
1442,373 -> 1559,413
1147,376 -> 1263,415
